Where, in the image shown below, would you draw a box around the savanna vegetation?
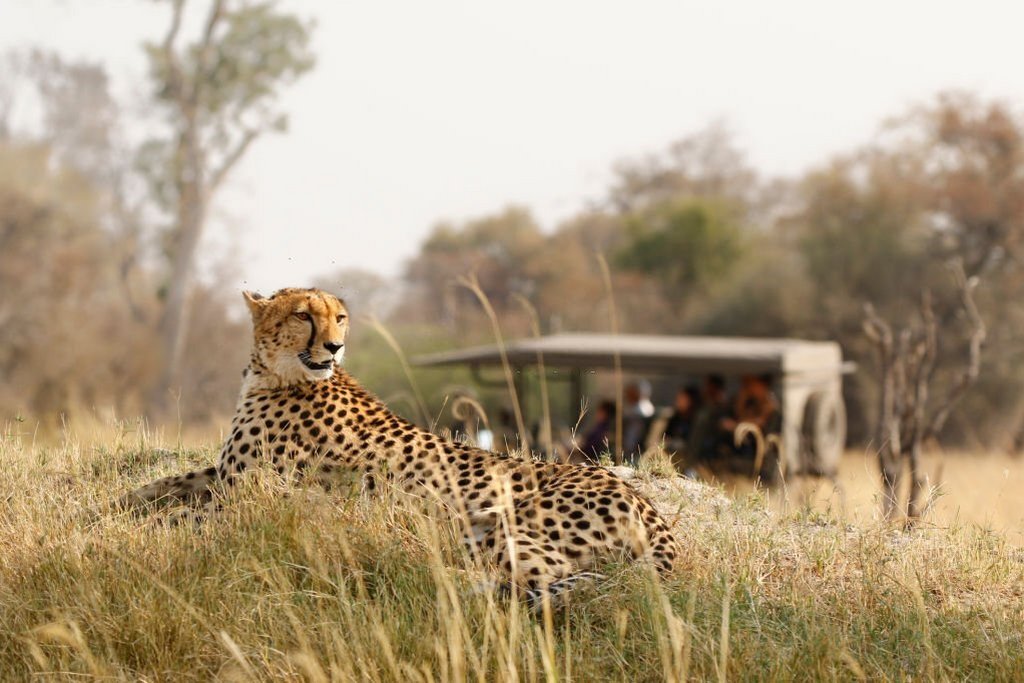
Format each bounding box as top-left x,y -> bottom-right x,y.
2,1 -> 1024,680
1,432 -> 1022,681
6,31 -> 1024,454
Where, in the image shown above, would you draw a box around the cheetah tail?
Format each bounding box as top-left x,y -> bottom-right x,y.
113,466 -> 219,513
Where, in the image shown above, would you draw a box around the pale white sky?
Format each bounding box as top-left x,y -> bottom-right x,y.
3,0 -> 1022,295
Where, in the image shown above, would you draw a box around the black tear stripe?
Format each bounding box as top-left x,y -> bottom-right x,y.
306,315 -> 317,352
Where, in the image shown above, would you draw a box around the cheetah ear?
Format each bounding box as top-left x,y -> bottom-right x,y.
242,291 -> 267,316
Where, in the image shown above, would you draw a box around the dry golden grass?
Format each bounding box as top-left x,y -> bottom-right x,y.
721,450 -> 1024,545
1,426 -> 1023,681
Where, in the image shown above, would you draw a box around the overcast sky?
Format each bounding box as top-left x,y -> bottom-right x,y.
3,0 -> 1023,295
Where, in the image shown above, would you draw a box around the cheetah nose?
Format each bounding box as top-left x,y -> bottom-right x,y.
324,341 -> 344,355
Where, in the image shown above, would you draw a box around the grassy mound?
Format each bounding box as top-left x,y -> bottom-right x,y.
1,430 -> 1022,681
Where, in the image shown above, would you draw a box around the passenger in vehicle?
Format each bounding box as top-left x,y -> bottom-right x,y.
722,374 -> 782,480
687,374 -> 733,465
622,380 -> 656,463
723,374 -> 781,440
663,385 -> 700,453
493,407 -> 518,453
578,399 -> 616,461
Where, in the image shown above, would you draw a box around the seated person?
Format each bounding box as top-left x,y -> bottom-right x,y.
622,380 -> 656,463
493,407 -> 518,453
722,374 -> 782,480
722,374 -> 781,438
578,399 -> 616,461
663,385 -> 700,455
686,374 -> 734,466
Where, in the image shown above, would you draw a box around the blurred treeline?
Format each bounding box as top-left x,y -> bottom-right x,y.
0,51 -> 251,429
2,44 -> 1024,448
338,95 -> 1024,450
2,0 -> 313,433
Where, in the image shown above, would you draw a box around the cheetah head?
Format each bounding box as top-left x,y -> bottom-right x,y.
243,288 -> 349,384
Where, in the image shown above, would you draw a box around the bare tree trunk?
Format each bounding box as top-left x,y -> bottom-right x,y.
879,449 -> 902,521
148,0 -> 219,414
140,0 -> 309,417
906,440 -> 928,520
905,293 -> 936,520
152,118 -> 205,412
864,304 -> 902,520
154,192 -> 205,409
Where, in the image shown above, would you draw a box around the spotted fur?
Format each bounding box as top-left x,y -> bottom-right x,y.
121,288 -> 679,600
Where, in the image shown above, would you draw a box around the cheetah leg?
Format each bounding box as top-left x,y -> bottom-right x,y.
527,476 -> 679,578
482,480 -> 678,611
632,500 -> 681,577
482,525 -> 600,611
516,571 -> 606,612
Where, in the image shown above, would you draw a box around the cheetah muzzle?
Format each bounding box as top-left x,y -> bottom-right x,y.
298,349 -> 334,371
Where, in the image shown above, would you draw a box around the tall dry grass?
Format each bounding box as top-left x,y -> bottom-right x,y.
2,428 -> 1023,681
596,252 -> 625,465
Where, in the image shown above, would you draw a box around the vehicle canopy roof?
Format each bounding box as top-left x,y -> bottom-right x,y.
414,333 -> 846,377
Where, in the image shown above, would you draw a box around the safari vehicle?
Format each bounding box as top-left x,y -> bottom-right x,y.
415,333 -> 851,481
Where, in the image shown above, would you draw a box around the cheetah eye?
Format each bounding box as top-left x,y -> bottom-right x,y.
294,311 -> 311,322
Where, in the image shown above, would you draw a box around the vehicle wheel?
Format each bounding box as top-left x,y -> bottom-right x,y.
801,391 -> 846,476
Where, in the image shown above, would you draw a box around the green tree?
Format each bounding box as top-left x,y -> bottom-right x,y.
910,92 -> 1024,278
900,93 -> 1024,445
17,50 -> 154,322
142,0 -> 315,410
785,94 -> 1024,447
608,122 -> 759,215
794,154 -> 929,335
402,207 -> 546,335
616,199 -> 744,321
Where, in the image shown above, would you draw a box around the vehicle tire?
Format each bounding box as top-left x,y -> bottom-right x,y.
801,391 -> 846,476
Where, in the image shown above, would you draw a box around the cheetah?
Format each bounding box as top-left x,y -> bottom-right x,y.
122,287 -> 680,605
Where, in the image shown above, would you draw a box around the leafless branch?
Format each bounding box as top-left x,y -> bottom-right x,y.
208,127 -> 260,194
863,302 -> 901,506
861,303 -> 891,347
862,303 -> 896,437
161,0 -> 187,103
118,252 -> 147,324
903,291 -> 936,450
863,259 -> 986,522
200,0 -> 226,52
925,261 -> 987,439
192,0 -> 227,103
